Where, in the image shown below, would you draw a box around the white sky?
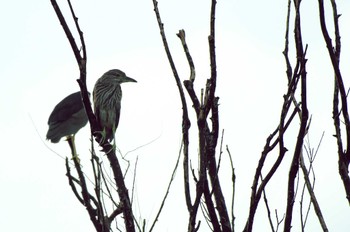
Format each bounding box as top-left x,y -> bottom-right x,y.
1,0 -> 350,231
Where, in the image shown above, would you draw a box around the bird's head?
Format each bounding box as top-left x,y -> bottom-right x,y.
101,69 -> 137,85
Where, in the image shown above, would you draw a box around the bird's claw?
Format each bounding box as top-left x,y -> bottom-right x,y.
94,129 -> 107,144
71,154 -> 81,164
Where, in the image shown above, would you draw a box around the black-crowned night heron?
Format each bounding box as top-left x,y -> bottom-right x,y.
93,69 -> 136,142
46,91 -> 89,143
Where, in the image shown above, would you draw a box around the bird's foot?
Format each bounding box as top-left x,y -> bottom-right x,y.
71,154 -> 80,164
94,130 -> 107,144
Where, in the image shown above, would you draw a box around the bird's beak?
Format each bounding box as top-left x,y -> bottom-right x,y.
124,76 -> 137,83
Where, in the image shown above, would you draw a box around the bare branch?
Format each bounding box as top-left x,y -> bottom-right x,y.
50,1 -> 135,230
177,30 -> 196,82
226,145 -> 236,231
261,176 -> 275,232
282,0 -> 292,82
318,0 -> 350,203
50,0 -> 82,65
244,103 -> 300,232
204,0 -> 218,119
65,158 -> 84,205
149,143 -> 182,232
66,137 -> 102,231
151,0 -> 192,213
284,1 -> 309,230
300,135 -> 328,231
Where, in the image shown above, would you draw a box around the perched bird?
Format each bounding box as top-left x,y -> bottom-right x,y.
46,91 -> 89,143
93,69 -> 136,142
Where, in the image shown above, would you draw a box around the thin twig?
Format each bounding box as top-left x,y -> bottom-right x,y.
226,145 -> 236,231
131,156 -> 138,206
149,142 -> 182,232
261,175 -> 275,232
300,137 -> 328,231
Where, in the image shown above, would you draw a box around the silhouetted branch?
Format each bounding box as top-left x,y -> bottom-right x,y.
149,143 -> 182,232
244,103 -> 300,232
50,1 -> 135,231
275,210 -> 285,232
244,1 -> 309,230
177,30 -> 196,82
151,0 -> 192,216
207,98 -> 231,231
226,145 -> 236,231
130,156 -> 138,207
50,0 -> 83,66
65,158 -> 84,205
176,30 -> 198,213
152,1 -> 203,230
107,207 -> 123,226
284,1 -> 309,230
154,1 -> 231,231
300,138 -> 328,231
66,137 -> 102,231
91,152 -> 106,227
204,0 -> 217,119
283,0 -> 292,82
261,176 -> 275,232
202,181 -> 221,231
104,148 -> 135,232
318,0 -> 350,203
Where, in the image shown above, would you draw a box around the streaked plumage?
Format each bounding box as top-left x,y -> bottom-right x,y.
46,91 -> 89,143
93,69 -> 136,142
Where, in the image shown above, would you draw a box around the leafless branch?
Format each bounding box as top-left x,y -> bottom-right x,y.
153,0 -> 233,231
275,210 -> 285,232
243,0 -> 310,230
131,156 -> 138,207
50,1 -> 135,231
282,0 -> 292,81
151,0 -> 192,215
65,158 -> 84,205
149,142 -> 182,232
66,137 -> 102,231
318,0 -> 350,203
284,0 -> 309,230
226,145 -> 236,231
261,176 -> 275,232
300,134 -> 328,231
244,103 -> 300,232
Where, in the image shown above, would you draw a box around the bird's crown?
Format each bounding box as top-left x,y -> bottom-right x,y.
100,69 -> 137,84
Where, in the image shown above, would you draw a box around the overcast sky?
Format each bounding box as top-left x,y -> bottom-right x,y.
1,0 -> 350,231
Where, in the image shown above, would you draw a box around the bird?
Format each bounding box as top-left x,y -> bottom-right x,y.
46,91 -> 89,143
93,69 -> 136,142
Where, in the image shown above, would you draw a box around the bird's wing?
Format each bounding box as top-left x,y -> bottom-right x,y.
48,91 -> 85,124
114,102 -> 121,130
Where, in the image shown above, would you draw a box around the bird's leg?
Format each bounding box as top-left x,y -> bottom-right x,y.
110,125 -> 117,151
112,140 -> 117,151
67,134 -> 80,163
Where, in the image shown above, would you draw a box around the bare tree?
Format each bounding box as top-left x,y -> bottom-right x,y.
151,0 -> 343,231
48,0 -> 350,231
